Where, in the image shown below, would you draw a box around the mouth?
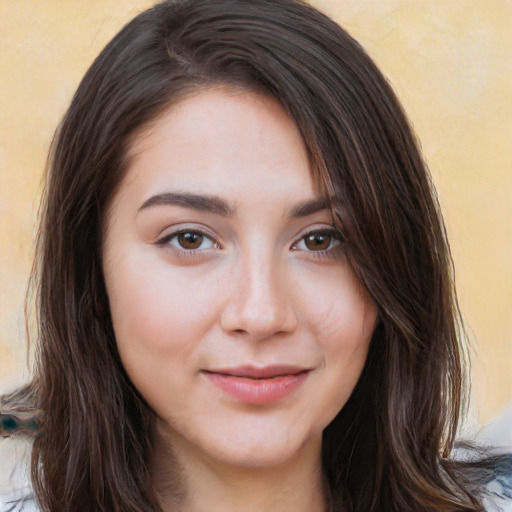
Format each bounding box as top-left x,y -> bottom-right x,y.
202,365 -> 311,404
206,364 -> 308,379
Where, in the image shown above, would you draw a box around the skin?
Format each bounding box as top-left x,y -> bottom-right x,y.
102,89 -> 378,512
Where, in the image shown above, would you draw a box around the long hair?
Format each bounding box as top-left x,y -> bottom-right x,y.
1,0 -> 493,510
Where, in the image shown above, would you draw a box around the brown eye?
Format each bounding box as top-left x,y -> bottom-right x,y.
177,232 -> 204,249
292,229 -> 342,253
156,229 -> 216,251
304,232 -> 332,251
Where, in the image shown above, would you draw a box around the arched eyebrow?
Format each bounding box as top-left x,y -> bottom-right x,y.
138,192 -> 327,219
138,192 -> 236,217
289,198 -> 328,218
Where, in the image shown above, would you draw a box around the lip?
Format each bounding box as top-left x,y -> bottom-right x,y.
202,365 -> 310,404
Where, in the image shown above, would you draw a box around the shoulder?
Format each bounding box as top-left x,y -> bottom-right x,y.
480,453 -> 512,512
0,437 -> 39,512
478,403 -> 512,511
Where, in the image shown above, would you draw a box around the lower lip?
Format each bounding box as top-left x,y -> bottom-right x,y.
203,371 -> 309,405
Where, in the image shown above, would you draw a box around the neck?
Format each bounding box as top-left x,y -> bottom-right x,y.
150,421 -> 328,512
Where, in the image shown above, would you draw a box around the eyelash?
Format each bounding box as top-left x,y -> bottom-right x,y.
155,227 -> 344,259
290,228 -> 344,258
155,228 -> 219,252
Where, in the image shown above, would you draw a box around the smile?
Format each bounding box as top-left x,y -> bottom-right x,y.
202,365 -> 310,404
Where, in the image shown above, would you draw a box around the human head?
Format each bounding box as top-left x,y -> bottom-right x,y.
33,0 -> 463,509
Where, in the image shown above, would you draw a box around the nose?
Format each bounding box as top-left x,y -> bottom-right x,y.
220,250 -> 299,342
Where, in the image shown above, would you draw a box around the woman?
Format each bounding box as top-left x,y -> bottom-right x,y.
1,0 -> 510,510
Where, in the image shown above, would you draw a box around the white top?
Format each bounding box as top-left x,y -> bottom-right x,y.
0,438 -> 38,512
1,437 -> 511,512
477,402 -> 512,512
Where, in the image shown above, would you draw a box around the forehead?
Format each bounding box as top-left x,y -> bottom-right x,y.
115,88 -> 320,209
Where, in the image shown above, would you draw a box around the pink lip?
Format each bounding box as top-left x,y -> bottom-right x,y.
202,365 -> 310,405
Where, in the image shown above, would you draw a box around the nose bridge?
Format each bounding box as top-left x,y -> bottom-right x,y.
243,247 -> 279,313
221,241 -> 297,340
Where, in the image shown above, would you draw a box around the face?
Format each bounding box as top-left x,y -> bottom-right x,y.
103,89 -> 377,471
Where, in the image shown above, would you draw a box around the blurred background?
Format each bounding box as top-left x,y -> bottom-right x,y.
1,0 -> 511,431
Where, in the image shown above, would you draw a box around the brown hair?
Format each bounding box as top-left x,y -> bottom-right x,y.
1,0 -> 496,510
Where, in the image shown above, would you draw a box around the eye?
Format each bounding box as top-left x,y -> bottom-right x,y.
157,230 -> 217,250
292,229 -> 342,252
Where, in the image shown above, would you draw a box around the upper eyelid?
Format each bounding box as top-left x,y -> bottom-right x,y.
290,227 -> 343,249
157,223 -> 216,238
154,224 -> 341,247
293,226 -> 341,241
155,226 -> 218,246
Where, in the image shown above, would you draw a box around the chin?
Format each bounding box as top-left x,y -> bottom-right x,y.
190,420 -> 323,470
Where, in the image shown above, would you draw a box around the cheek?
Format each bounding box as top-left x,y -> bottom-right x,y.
104,251 -> 224,358
319,292 -> 376,351
317,299 -> 376,426
295,264 -> 377,418
295,263 -> 377,348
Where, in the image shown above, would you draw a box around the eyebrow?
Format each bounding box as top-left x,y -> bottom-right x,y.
289,198 -> 328,218
138,192 -> 236,217
138,192 -> 328,219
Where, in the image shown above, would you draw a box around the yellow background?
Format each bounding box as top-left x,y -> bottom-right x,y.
1,0 -> 511,428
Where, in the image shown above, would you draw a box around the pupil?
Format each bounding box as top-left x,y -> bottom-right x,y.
178,232 -> 203,249
305,233 -> 330,251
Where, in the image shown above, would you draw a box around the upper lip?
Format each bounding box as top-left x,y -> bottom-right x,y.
204,365 -> 309,379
